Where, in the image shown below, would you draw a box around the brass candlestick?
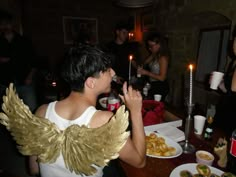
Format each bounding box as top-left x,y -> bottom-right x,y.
179,103 -> 195,154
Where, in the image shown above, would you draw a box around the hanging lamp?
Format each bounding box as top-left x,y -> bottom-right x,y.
114,0 -> 154,8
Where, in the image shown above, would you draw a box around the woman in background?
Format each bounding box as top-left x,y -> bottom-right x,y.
137,32 -> 170,101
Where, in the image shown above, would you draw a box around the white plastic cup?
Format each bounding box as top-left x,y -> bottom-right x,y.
210,71 -> 224,90
154,94 -> 162,101
194,115 -> 206,135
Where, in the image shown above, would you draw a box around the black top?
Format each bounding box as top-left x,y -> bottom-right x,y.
214,59 -> 236,138
224,60 -> 236,95
0,32 -> 36,85
104,41 -> 140,81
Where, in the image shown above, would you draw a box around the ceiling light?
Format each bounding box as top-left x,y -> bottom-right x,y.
114,0 -> 154,8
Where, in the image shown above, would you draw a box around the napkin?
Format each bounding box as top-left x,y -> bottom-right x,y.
154,125 -> 185,142
214,137 -> 228,168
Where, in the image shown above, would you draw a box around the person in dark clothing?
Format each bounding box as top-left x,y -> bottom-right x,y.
0,9 -> 38,112
214,26 -> 236,138
103,21 -> 141,85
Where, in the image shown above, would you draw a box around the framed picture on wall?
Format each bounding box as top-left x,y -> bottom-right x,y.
63,16 -> 98,45
141,12 -> 155,32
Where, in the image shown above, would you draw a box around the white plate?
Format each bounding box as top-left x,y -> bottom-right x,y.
169,163 -> 224,177
99,97 -> 108,109
145,131 -> 183,159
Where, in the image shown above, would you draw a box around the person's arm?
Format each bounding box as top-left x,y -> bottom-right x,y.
28,104 -> 48,176
143,55 -> 153,65
118,82 -> 146,168
218,79 -> 227,93
231,69 -> 236,92
138,55 -> 168,81
28,155 -> 39,176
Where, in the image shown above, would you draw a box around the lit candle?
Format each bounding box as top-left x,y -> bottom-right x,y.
128,32 -> 134,40
128,55 -> 133,84
189,64 -> 193,106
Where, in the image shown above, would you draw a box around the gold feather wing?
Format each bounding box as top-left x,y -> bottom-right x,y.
0,83 -> 62,163
0,83 -> 130,176
62,105 -> 130,175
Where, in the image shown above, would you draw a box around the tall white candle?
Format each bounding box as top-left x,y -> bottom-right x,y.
128,55 -> 133,84
189,64 -> 193,106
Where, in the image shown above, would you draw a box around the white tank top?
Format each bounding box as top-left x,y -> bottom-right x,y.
39,101 -> 104,177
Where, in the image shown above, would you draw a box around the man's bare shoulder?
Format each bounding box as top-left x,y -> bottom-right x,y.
96,110 -> 114,119
35,104 -> 48,117
90,110 -> 114,128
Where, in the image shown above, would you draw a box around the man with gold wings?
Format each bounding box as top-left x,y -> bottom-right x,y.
0,45 -> 146,177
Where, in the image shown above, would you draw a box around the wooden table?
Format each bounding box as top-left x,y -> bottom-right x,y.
119,123 -> 228,177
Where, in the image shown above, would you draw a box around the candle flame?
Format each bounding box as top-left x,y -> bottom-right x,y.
128,32 -> 134,40
129,55 -> 133,60
189,64 -> 193,70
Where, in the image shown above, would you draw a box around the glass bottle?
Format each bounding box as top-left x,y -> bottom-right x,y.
137,67 -> 142,78
227,128 -> 236,174
142,86 -> 148,100
204,116 -> 214,141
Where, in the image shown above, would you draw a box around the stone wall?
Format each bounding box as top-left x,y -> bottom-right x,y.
153,0 -> 236,111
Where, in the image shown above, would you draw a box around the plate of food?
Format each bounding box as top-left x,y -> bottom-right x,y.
99,97 -> 108,109
169,163 -> 225,177
145,131 -> 183,159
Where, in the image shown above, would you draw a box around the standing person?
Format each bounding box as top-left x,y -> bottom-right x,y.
24,45 -> 146,177
214,26 -> 236,138
104,21 -> 140,85
137,32 -> 170,101
0,9 -> 38,112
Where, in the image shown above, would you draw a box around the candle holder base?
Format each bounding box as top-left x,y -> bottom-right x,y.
179,141 -> 195,154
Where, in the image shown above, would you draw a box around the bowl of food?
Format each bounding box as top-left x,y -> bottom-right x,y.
196,150 -> 214,166
99,97 -> 108,109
